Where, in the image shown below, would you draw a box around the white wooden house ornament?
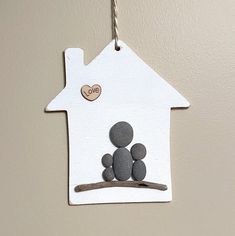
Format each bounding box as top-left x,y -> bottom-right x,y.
46,40 -> 189,205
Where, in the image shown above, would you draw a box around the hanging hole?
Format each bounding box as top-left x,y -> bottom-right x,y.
115,45 -> 121,51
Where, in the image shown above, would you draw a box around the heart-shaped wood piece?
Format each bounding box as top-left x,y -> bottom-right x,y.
81,84 -> 102,101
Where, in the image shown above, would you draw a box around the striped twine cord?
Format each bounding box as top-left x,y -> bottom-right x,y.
112,0 -> 120,50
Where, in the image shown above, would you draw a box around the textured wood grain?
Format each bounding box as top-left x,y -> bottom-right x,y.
74,181 -> 168,192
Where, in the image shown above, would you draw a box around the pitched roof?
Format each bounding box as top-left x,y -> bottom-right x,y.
47,40 -> 189,111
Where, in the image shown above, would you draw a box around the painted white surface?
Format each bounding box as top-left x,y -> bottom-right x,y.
47,40 -> 189,205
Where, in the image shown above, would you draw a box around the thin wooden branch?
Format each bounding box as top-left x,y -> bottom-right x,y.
74,181 -> 167,192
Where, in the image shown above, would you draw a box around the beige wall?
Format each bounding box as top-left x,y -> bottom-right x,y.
0,0 -> 234,235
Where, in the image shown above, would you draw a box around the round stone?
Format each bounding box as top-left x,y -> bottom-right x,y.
130,143 -> 147,160
102,167 -> 115,182
109,121 -> 134,148
132,160 -> 146,181
101,154 -> 113,167
113,148 -> 133,181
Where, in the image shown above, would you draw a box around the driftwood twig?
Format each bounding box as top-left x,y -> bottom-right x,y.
74,181 -> 167,192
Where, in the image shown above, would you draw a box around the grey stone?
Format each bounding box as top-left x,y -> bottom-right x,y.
113,148 -> 133,181
109,121 -> 134,148
102,154 -> 113,167
132,160 -> 146,181
102,167 -> 115,182
131,143 -> 147,160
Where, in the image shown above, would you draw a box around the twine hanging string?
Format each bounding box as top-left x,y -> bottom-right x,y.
112,0 -> 120,50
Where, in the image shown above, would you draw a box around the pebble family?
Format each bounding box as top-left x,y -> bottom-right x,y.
102,121 -> 147,182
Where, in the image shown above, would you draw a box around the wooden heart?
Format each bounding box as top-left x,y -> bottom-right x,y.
81,84 -> 102,101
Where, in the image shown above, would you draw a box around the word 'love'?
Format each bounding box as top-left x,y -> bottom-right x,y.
81,84 -> 102,101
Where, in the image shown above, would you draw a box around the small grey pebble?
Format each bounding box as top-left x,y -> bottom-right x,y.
103,167 -> 115,182
113,148 -> 133,181
110,121 -> 134,148
131,143 -> 147,160
132,160 -> 146,181
102,154 -> 113,167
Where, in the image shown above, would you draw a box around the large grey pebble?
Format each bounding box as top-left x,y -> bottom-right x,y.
113,148 -> 133,181
103,167 -> 115,182
132,160 -> 146,181
131,143 -> 146,160
102,154 -> 113,167
110,121 -> 134,148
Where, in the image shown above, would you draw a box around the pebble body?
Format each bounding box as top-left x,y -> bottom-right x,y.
103,167 -> 115,182
110,121 -> 134,148
132,160 -> 146,181
102,154 -> 113,167
131,143 -> 147,160
113,148 -> 133,181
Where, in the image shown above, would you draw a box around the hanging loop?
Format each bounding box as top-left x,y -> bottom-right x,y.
112,0 -> 120,51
